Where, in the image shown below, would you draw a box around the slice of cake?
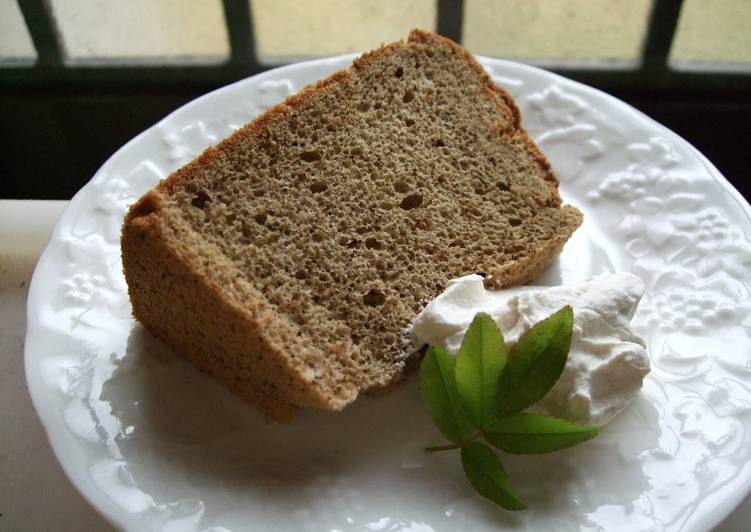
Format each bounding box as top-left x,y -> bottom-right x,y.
121,29 -> 583,421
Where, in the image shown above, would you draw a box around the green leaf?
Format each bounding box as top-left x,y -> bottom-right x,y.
497,305 -> 574,417
420,346 -> 475,444
455,313 -> 508,429
460,441 -> 526,511
485,413 -> 601,454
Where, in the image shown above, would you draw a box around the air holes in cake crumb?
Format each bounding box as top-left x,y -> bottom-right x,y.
130,196 -> 157,218
191,191 -> 210,209
395,66 -> 404,78
300,150 -> 321,162
363,289 -> 386,307
295,269 -> 307,280
357,101 -> 370,112
310,181 -> 327,193
365,237 -> 381,250
312,230 -> 326,242
400,193 -> 423,210
253,213 -> 267,225
508,217 -> 521,227
404,117 -> 415,127
431,138 -> 445,148
339,237 -> 358,248
497,181 -> 510,191
394,180 -> 409,193
402,90 -> 414,104
382,270 -> 398,281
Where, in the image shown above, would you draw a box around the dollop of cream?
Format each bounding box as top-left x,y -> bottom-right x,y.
411,272 -> 650,426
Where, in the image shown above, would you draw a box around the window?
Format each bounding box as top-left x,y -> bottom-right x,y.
251,0 -> 436,63
463,0 -> 653,68
0,0 -> 37,64
2,1 -> 749,95
670,0 -> 751,71
49,0 -> 229,64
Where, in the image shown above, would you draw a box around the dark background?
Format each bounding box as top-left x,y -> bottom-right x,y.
2,86 -> 749,201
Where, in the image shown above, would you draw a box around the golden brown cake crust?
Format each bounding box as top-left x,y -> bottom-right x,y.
121,29 -> 583,421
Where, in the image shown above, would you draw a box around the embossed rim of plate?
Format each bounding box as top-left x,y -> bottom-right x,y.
25,53 -> 751,532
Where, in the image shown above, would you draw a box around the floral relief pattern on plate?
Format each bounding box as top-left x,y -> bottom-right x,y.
516,74 -> 751,530
25,55 -> 751,531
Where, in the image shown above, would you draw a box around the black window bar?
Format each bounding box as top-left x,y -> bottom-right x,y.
4,0 -> 750,98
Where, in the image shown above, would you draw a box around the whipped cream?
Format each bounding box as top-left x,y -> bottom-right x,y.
411,273 -> 650,426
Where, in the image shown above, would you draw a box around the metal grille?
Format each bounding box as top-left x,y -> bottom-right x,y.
3,0 -> 749,97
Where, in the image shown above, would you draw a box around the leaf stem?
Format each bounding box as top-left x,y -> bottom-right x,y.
425,431 -> 484,453
425,443 -> 461,453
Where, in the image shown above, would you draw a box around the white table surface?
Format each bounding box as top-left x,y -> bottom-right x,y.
1,199 -> 749,532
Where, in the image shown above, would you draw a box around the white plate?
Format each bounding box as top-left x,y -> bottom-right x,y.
25,55 -> 751,532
